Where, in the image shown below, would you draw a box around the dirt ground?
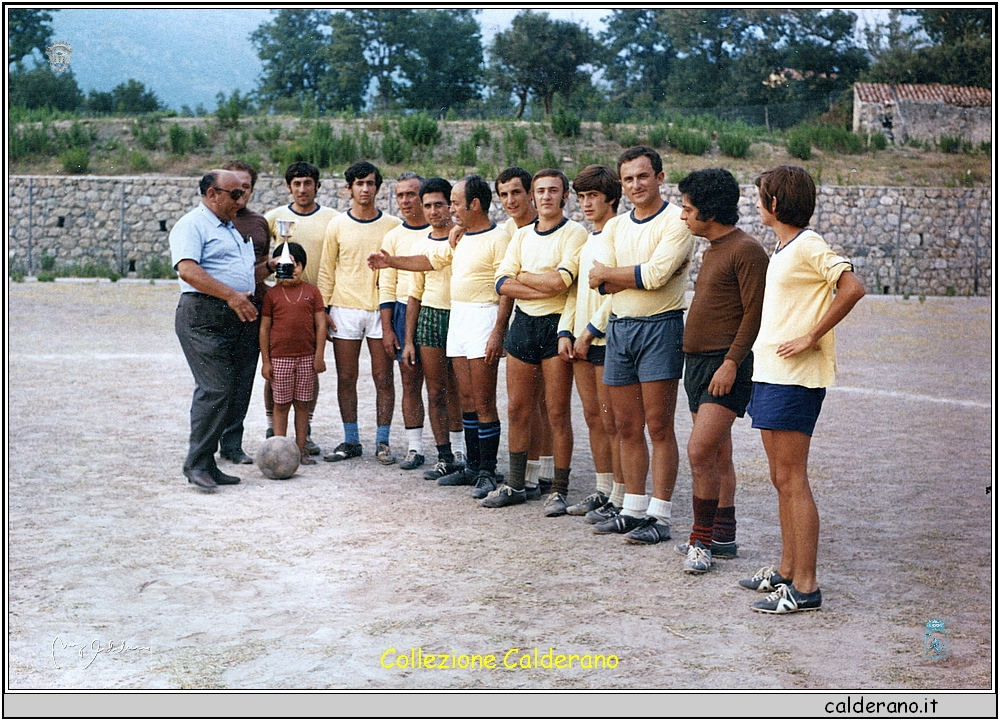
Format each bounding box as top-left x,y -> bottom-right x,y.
5,282 -> 993,690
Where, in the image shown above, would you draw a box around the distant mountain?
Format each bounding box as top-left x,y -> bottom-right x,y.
50,8 -> 273,111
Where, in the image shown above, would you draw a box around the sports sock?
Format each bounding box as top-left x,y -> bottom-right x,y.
525,459 -> 541,489
478,421 -> 501,473
266,411 -> 274,430
462,412 -> 479,470
595,472 -> 614,496
609,482 -> 626,508
553,467 -> 570,496
376,424 -> 390,445
507,450 -> 529,491
690,496 -> 719,547
436,443 -> 454,464
539,455 -> 554,482
622,493 -> 648,519
343,421 -> 360,445
647,497 -> 672,525
406,426 -> 424,454
713,505 -> 737,545
450,430 -> 465,457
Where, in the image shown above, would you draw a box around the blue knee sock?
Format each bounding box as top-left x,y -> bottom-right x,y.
376,424 -> 391,445
344,422 -> 360,445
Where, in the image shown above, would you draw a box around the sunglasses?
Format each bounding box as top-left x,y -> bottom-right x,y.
212,187 -> 246,200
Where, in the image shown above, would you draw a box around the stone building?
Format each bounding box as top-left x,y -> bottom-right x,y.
853,82 -> 992,145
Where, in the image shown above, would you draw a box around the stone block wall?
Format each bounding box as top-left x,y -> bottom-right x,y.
7,175 -> 992,296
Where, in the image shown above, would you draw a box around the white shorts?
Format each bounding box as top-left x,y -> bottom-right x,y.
447,301 -> 499,360
329,306 -> 382,340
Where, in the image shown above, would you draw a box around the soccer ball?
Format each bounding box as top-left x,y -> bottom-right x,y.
256,436 -> 300,480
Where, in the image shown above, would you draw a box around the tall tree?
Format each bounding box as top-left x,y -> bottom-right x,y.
317,11 -> 371,112
9,65 -> 83,111
8,8 -> 55,67
251,10 -> 336,112
600,10 -> 673,111
399,10 -> 483,113
488,10 -> 597,117
350,10 -> 415,111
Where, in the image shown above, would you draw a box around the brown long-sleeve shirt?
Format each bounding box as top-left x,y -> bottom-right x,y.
682,228 -> 768,365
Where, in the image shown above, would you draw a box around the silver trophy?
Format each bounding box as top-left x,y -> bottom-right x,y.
275,220 -> 296,279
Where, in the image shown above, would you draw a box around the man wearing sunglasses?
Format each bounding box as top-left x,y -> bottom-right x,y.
170,169 -> 262,491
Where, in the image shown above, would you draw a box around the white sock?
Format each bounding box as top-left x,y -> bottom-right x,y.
407,427 -> 423,454
622,493 -> 649,519
450,431 -> 465,456
525,460 -> 540,489
595,472 -> 615,496
539,455 -> 554,480
609,482 -> 626,508
647,498 -> 672,525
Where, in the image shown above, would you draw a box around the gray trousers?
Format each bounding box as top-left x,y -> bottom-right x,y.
175,293 -> 259,473
219,300 -> 261,456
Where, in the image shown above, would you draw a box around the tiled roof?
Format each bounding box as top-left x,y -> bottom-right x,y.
855,82 -> 991,107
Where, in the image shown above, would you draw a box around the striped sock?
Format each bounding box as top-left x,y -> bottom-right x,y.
690,496 -> 719,548
478,421 -> 501,473
462,412 -> 480,471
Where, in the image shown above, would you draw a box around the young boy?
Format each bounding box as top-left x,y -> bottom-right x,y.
260,243 -> 328,465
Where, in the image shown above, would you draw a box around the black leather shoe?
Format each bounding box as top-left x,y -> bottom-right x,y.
223,449 -> 254,465
184,469 -> 217,490
211,468 -> 241,485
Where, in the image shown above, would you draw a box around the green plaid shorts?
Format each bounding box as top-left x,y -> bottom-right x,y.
416,306 -> 450,349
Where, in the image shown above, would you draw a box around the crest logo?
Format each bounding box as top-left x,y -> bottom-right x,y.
923,618 -> 949,660
45,41 -> 73,73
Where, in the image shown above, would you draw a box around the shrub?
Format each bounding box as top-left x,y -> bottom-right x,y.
551,108 -> 581,138
61,147 -> 90,174
979,140 -> 991,155
39,251 -> 56,272
456,138 -> 477,166
647,124 -> 668,148
718,131 -> 752,158
168,123 -> 189,154
503,125 -> 528,162
37,271 -> 56,282
356,127 -> 378,159
132,121 -> 161,151
226,129 -> 249,154
540,147 -> 559,169
10,123 -> 54,160
809,125 -> 863,153
869,132 -> 888,151
215,90 -> 243,129
57,121 -> 95,151
398,112 -> 440,148
786,130 -> 812,160
617,129 -> 644,148
666,167 -> 686,184
189,126 -> 210,151
470,124 -> 491,147
380,129 -> 410,164
668,128 -> 710,156
9,267 -> 25,282
937,135 -> 961,154
141,255 -> 177,279
128,151 -> 151,170
252,121 -> 281,145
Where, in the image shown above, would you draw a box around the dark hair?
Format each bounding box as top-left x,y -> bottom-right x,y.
495,166 -> 532,194
532,168 -> 570,196
420,177 -> 452,202
462,174 -> 492,213
222,159 -> 258,189
284,161 -> 320,186
573,165 -> 622,213
272,241 -> 307,269
345,161 -> 382,191
199,171 -> 218,196
617,145 -> 663,176
755,165 -> 816,228
677,168 -> 740,226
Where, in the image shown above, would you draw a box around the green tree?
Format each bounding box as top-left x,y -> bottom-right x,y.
108,80 -> 164,114
8,8 -> 54,66
350,10 -> 415,111
399,10 -> 483,113
488,11 -> 598,118
318,11 -> 371,112
9,65 -> 83,110
251,10 -> 339,112
600,10 -> 673,112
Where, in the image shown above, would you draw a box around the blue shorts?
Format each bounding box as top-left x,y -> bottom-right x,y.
392,301 -> 419,364
747,382 -> 826,436
603,310 -> 684,386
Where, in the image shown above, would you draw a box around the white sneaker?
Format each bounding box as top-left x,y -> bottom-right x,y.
683,541 -> 713,574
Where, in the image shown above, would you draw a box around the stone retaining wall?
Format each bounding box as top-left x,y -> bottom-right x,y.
7,175 -> 992,296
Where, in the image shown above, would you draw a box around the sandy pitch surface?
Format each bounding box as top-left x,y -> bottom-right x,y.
6,283 -> 992,689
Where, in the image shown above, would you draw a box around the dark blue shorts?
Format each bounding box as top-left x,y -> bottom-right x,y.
504,308 -> 560,365
587,344 -> 606,367
392,301 -> 419,364
603,310 -> 684,386
747,382 -> 826,436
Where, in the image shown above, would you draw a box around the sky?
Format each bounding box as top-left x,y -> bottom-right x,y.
46,8 -> 889,111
